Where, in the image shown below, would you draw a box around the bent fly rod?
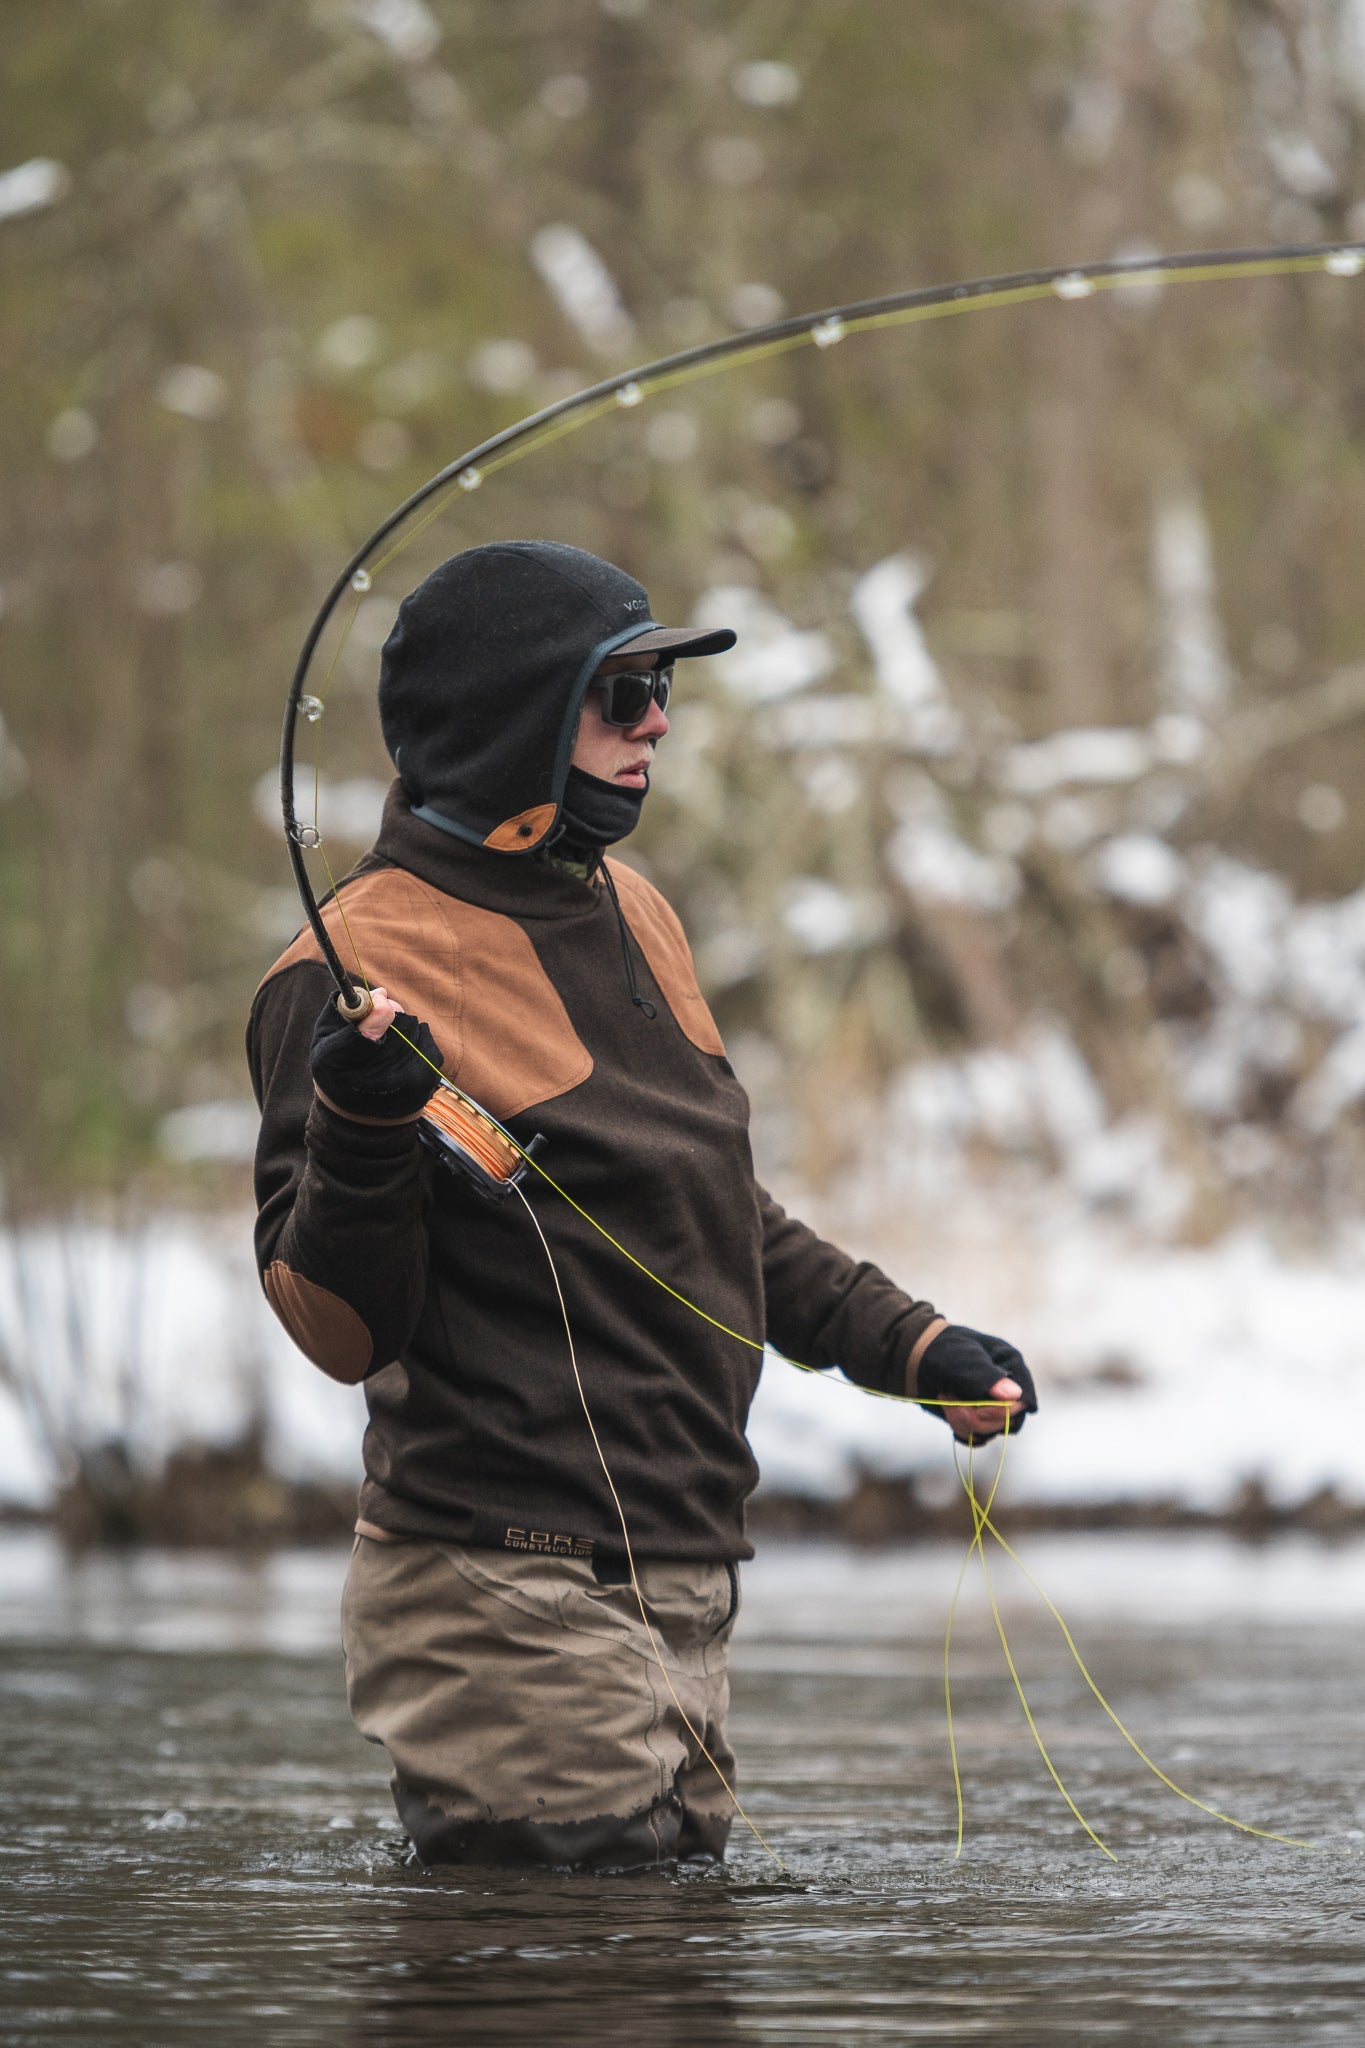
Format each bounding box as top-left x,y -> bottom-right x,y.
274,241 -> 1365,1850
279,239 -> 1365,1187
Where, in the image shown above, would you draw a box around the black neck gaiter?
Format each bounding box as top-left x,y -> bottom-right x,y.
556,765 -> 647,862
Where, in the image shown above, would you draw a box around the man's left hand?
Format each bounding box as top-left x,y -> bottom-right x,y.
915,1325 -> 1038,1445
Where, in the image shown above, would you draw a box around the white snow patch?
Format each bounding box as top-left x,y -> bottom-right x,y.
317,314 -> 384,373
793,753 -> 862,815
1064,1117 -> 1189,1233
873,1027 -> 1189,1231
467,339 -> 537,394
1026,1024 -> 1106,1152
1176,1007 -> 1302,1122
749,1218 -> 1365,1514
727,281 -> 784,328
1265,133 -> 1337,199
996,1226 -> 1365,1510
0,1219 -> 366,1509
1151,710 -> 1207,763
46,409 -> 97,462
156,365 -> 229,421
956,1049 -> 1038,1150
1092,833 -> 1185,906
692,586 -> 834,702
353,0 -> 442,61
765,697 -> 885,747
0,158 -> 70,223
780,878 -> 888,954
749,1349 -> 934,1498
1185,856 -> 1290,1003
530,224 -> 636,358
731,61 -> 802,108
135,562 -> 202,617
1151,490 -> 1233,715
850,554 -> 962,754
5,1210 -> 1365,1521
1000,728 -> 1153,794
0,712 -> 29,800
254,769 -> 388,847
1041,793 -> 1110,852
1293,1022 -> 1365,1131
888,819 -> 1018,911
159,1101 -> 260,1164
1283,886 -> 1365,1022
887,1049 -> 1038,1154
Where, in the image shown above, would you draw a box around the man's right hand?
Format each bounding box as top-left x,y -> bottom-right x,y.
309,986 -> 445,1122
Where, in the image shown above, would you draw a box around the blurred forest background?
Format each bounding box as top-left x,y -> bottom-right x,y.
6,3 -> 1365,1266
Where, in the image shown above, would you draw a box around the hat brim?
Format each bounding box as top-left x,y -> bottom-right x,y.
619,622 -> 737,660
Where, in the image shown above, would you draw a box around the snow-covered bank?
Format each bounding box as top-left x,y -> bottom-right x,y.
1,1207 -> 1362,1520
756,1217 -> 1365,1513
0,1219 -> 364,1513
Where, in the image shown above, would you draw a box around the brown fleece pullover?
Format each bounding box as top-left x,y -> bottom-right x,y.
247,784 -> 940,1564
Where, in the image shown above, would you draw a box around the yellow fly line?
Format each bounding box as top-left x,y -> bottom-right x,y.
280,242 -> 1365,1865
340,1001 -> 1337,1867
515,1179 -> 791,1874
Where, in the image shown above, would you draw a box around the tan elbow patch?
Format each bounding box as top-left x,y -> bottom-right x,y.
265,1262 -> 373,1384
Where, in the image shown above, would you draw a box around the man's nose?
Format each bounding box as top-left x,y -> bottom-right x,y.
631,698 -> 669,741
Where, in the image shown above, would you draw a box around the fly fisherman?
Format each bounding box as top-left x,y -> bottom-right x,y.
248,540 -> 1037,1871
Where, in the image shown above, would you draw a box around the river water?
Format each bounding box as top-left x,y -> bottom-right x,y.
1,1529 -> 1362,2046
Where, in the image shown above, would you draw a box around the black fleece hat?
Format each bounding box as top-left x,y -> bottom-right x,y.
378,540 -> 736,855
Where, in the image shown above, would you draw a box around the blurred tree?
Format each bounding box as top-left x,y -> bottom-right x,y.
3,0 -> 1365,1233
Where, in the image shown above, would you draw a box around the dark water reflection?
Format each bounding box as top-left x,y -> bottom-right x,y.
1,1532 -> 1363,2045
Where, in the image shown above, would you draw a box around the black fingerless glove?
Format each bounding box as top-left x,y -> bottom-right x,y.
915,1324 -> 1038,1443
309,997 -> 445,1122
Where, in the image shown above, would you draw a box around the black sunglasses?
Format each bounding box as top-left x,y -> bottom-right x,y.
589,667 -> 673,728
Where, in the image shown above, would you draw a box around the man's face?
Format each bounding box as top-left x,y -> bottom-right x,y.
571,650 -> 670,790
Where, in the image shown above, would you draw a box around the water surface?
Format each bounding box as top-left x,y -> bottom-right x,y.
1,1531 -> 1362,2045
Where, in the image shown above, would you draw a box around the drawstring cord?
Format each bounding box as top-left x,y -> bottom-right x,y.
598,859 -> 657,1018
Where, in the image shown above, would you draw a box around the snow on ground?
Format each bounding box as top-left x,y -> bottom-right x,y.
0,1219 -> 366,1511
1,1203 -> 1363,1517
756,1212 -> 1365,1512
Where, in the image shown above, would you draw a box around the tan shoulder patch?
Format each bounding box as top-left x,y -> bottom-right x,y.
258,866 -> 592,1119
605,860 -> 726,1057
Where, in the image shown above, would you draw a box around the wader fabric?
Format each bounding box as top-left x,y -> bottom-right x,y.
343,1534 -> 738,1870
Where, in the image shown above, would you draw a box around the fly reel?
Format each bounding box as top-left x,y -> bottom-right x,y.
418,1083 -> 545,1203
